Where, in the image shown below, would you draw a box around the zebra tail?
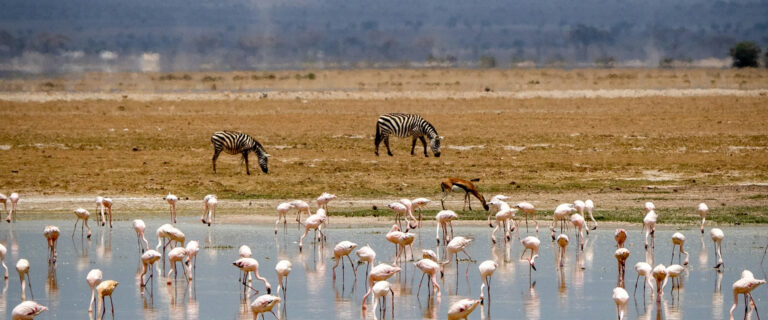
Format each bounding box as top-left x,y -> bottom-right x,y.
470,178 -> 481,182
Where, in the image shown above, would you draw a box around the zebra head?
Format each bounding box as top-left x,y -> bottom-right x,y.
430,136 -> 443,157
253,146 -> 270,174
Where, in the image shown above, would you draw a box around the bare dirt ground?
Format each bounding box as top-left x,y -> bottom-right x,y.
0,68 -> 766,224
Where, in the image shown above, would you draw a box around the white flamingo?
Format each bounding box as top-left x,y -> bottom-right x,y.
86,269 -> 102,313
202,194 -> 217,226
698,202 -> 709,234
435,210 -> 458,245
275,202 -> 294,234
165,193 -> 178,223
5,192 -> 19,223
132,219 -> 149,253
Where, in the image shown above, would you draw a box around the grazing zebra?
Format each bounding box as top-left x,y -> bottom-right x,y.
210,131 -> 270,175
375,113 -> 443,157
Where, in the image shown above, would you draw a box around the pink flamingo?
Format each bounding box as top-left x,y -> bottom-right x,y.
289,200 -> 311,225
166,247 -> 191,284
5,192 -> 19,223
479,260 -> 497,304
521,236 -> 540,281
411,197 -> 430,227
0,243 -> 7,279
317,192 -> 336,223
698,202 -> 709,233
155,224 -> 185,270
614,229 -> 627,248
11,301 -> 47,319
633,262 -> 653,296
72,208 -> 92,239
729,270 -> 766,320
570,213 -> 587,251
332,241 -> 358,281
652,264 -> 667,302
585,199 -> 597,230
615,248 -> 630,287
16,258 -> 33,300
233,258 -> 272,294
298,210 -> 327,252
238,245 -> 252,282
613,287 -> 629,320
86,269 -> 102,312
388,201 -> 416,231
711,228 -> 725,269
250,294 -> 281,319
670,232 -> 689,266
275,202 -> 294,234
447,298 -> 482,320
643,210 -> 658,249
414,258 -> 441,298
556,234 -> 569,268
664,264 -> 684,294
165,193 -> 178,223
43,226 -> 60,263
275,260 -> 292,296
100,197 -> 113,228
186,241 -> 200,276
202,194 -> 217,226
139,250 -> 161,287
356,245 -> 376,279
513,201 -> 537,232
550,203 -> 576,240
132,219 -> 149,253
442,236 -> 472,277
362,263 -> 400,305
371,281 -> 395,319
435,210 -> 458,245
490,204 -> 517,244
96,280 -> 118,319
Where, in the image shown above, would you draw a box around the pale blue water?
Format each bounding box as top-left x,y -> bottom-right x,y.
0,218 -> 766,319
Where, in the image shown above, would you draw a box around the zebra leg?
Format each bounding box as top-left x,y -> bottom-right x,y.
242,151 -> 251,175
419,136 -> 428,157
411,136 -> 418,155
384,136 -> 393,156
375,124 -> 382,156
212,148 -> 222,173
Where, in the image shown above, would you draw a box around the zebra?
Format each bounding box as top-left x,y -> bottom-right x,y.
375,113 -> 443,157
210,131 -> 270,175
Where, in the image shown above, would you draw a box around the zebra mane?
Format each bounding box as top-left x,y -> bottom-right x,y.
423,121 -> 439,139
252,141 -> 268,157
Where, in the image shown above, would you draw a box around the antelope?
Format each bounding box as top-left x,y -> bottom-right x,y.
440,178 -> 489,211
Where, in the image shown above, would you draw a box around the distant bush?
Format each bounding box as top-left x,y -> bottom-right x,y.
478,55 -> 496,68
594,56 -> 616,68
729,41 -> 761,68
157,74 -> 192,81
201,75 -> 222,82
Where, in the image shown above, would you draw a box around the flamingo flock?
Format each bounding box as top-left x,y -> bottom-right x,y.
0,192 -> 766,320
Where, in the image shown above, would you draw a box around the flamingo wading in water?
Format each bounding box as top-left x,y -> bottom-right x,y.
86,269 -> 102,313
711,228 -> 725,270
72,208 -> 92,239
132,219 -> 149,253
165,193 -> 178,223
17,258 -> 33,300
11,301 -> 47,320
202,194 -> 217,226
729,270 -> 766,320
96,280 -> 119,319
5,192 -> 19,223
43,226 -> 60,263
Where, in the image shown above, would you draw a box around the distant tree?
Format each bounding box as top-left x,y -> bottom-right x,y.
569,24 -> 614,60
478,55 -> 496,68
594,56 -> 616,68
728,41 -> 761,68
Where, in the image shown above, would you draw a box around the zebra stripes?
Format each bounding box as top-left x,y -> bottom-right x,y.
211,131 -> 270,175
375,113 -> 442,157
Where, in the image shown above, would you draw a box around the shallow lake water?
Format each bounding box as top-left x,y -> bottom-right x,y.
1,217 -> 767,319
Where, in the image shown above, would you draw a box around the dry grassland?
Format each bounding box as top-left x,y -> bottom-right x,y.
0,68 -> 767,223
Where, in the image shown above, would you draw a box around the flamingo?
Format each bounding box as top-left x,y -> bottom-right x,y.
479,260 -> 497,304
72,208 -> 92,239
550,203 -> 576,240
570,213 -> 587,251
16,258 -> 33,300
250,294 -> 281,319
556,234 -> 569,268
186,240 -> 200,276
289,200 -> 311,225
100,197 -> 113,228
521,236 -> 540,281
132,219 -> 149,253
298,210 -> 327,251
664,264 -> 685,294
399,198 -> 420,229
96,280 -> 119,319
94,196 -> 105,225
86,269 -> 102,313
435,210 -> 458,245
411,197 -> 430,227
139,250 -> 161,287
729,270 -> 766,320
395,232 -> 415,265
362,263 -> 400,305
165,193 -> 178,223
490,206 -> 517,244
643,210 -> 658,249
332,241 -> 358,281
355,245 -> 376,279
670,232 -> 689,266
651,264 -> 667,302
238,245 -> 252,282
5,192 -> 19,223
371,281 -> 395,319
155,224 -> 185,270
613,287 -> 629,320
202,194 -> 217,226
414,258 -> 441,298
442,236 -> 473,277
615,248 -> 630,288
698,202 -> 709,233
513,202 -> 537,232
43,225 -> 60,264
0,243 -> 7,279
275,260 -> 292,297
447,298 -> 482,320
633,262 -> 654,297
11,301 -> 47,320
644,201 -> 655,213
275,202 -> 294,234
585,199 -> 597,230
388,201 -> 416,231
166,247 -> 191,284
317,192 -> 336,211
711,228 -> 725,269
233,258 -> 272,294
422,249 -> 438,262
614,229 -> 627,248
